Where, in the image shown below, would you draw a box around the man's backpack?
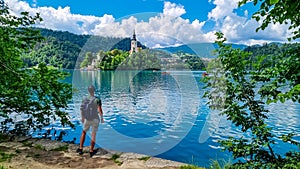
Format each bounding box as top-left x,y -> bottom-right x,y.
80,97 -> 98,120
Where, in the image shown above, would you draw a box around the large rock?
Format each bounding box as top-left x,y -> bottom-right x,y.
145,157 -> 185,168
32,139 -> 68,151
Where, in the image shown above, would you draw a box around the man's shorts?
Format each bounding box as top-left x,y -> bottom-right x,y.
83,118 -> 100,133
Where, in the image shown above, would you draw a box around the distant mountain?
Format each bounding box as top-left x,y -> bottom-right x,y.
157,43 -> 248,58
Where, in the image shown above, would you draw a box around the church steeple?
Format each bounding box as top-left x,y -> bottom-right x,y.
132,29 -> 136,41
130,29 -> 138,54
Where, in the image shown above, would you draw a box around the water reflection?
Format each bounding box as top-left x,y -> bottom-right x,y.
70,70 -> 299,165
72,70 -> 200,156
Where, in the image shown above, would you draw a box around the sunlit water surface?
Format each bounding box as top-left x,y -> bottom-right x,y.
34,70 -> 300,167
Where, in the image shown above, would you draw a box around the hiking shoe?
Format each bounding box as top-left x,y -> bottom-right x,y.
89,150 -> 97,157
76,148 -> 83,155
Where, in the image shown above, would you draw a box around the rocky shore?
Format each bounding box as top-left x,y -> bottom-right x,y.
0,135 -> 194,169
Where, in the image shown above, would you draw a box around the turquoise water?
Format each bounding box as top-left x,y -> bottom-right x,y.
53,70 -> 299,167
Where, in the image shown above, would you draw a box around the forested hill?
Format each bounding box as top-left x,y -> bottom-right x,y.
243,42 -> 296,56
24,28 -> 143,69
36,28 -> 90,47
23,28 -> 300,69
158,43 -> 247,58
36,28 -> 148,52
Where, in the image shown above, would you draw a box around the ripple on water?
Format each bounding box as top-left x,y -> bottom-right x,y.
27,70 -> 299,167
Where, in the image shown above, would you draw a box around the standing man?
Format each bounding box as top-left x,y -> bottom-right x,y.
77,85 -> 104,157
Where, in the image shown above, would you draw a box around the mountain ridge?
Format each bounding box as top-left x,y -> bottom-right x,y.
156,43 -> 248,58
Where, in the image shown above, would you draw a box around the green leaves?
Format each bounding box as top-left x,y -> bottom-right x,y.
240,0 -> 300,40
203,32 -> 300,168
205,1 -> 300,167
0,1 -> 73,136
270,0 -> 279,5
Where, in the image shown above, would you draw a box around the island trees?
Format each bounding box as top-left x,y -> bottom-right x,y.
0,1 -> 73,136
204,0 -> 300,168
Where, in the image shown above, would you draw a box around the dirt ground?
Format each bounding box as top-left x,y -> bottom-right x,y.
0,136 -> 190,169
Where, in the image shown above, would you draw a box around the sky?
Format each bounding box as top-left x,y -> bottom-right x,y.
4,0 -> 295,48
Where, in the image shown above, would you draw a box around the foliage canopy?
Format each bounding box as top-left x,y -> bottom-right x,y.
0,1 -> 74,136
239,0 -> 300,40
204,0 -> 300,168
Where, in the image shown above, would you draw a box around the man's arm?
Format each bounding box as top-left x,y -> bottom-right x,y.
98,105 -> 104,123
80,98 -> 86,123
80,111 -> 85,123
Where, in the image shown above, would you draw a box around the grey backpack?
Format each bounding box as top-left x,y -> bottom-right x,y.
80,97 -> 98,120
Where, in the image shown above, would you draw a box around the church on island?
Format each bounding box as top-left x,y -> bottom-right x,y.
84,30 -> 141,70
130,29 -> 139,54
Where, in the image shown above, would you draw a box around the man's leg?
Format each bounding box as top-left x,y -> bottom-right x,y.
90,131 -> 96,152
89,119 -> 99,157
79,130 -> 86,149
77,119 -> 89,155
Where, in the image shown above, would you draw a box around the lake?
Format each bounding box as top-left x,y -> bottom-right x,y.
48,70 -> 300,167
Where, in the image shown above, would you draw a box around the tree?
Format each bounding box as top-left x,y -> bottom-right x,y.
203,1 -> 300,168
239,0 -> 300,40
205,32 -> 300,168
26,37 -> 81,69
0,1 -> 73,136
237,0 -> 300,112
80,52 -> 94,68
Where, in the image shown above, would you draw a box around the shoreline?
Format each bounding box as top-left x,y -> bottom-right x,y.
0,135 -> 201,169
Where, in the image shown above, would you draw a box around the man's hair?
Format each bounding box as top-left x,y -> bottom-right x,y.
88,85 -> 95,93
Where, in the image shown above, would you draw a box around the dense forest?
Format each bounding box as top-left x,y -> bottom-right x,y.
22,28 -> 300,71
22,28 -> 128,69
23,36 -> 81,69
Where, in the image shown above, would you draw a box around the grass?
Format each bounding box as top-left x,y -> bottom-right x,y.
209,160 -> 222,169
51,145 -> 69,152
111,153 -> 123,166
33,144 -> 44,150
0,165 -> 8,169
22,141 -> 32,147
208,159 -> 232,169
0,150 -> 15,162
180,165 -> 205,169
111,153 -> 120,160
138,156 -> 151,161
15,149 -> 21,154
0,134 -> 9,143
25,153 -> 40,158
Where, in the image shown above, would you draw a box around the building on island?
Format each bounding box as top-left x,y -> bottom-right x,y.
82,29 -> 141,70
130,29 -> 139,54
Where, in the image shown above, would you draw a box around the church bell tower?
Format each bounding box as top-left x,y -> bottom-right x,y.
130,29 -> 138,54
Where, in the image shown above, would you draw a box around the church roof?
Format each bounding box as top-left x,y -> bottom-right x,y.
132,29 -> 136,41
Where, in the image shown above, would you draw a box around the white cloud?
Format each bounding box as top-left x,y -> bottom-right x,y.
5,0 -> 106,35
4,0 -> 295,48
91,16 -> 137,37
32,0 -> 37,7
208,0 -> 293,45
163,1 -> 186,18
91,13 -> 210,48
6,0 -> 209,47
208,0 -> 240,21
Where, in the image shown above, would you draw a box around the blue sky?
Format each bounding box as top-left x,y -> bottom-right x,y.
6,0 -> 293,48
28,0 -> 214,21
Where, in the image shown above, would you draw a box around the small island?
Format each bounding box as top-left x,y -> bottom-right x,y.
79,30 -> 206,71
